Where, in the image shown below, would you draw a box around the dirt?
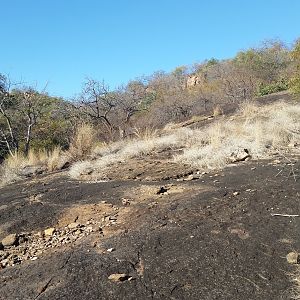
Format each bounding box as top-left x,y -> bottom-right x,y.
0,153 -> 299,299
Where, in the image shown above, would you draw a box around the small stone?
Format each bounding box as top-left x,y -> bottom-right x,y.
156,187 -> 168,194
44,228 -> 55,236
286,252 -> 299,264
184,174 -> 194,181
74,229 -> 82,235
108,273 -> 132,282
30,256 -> 38,261
288,142 -> 297,148
1,258 -> 9,267
107,248 -> 115,252
122,198 -> 130,206
251,167 -> 256,170
229,148 -> 250,163
233,192 -> 240,196
101,201 -> 107,204
35,231 -> 43,238
0,251 -> 9,259
86,226 -> 93,232
68,222 -> 80,229
1,234 -> 18,247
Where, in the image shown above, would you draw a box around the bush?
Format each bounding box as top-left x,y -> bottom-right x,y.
257,79 -> 289,96
290,77 -> 300,95
68,123 -> 97,160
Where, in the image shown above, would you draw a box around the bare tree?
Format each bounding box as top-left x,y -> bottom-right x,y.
0,75 -> 19,155
78,78 -> 116,130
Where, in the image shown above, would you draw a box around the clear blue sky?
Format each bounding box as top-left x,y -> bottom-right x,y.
1,0 -> 299,99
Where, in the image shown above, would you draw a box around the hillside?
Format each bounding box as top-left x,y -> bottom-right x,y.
0,92 -> 299,299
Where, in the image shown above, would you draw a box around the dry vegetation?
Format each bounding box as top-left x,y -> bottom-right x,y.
1,100 -> 299,186
0,124 -> 97,187
69,101 -> 300,180
0,147 -> 63,186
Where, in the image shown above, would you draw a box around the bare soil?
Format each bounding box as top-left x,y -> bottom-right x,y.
0,152 -> 299,299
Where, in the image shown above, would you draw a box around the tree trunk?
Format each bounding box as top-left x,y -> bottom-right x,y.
24,123 -> 33,156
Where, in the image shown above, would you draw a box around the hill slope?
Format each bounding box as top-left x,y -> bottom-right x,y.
0,92 -> 299,300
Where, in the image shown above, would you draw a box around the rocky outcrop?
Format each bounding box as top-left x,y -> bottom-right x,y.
186,75 -> 201,87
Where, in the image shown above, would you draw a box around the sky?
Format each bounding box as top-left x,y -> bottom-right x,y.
1,0 -> 300,99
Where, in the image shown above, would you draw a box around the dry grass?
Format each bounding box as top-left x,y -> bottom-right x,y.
69,101 -> 300,180
175,102 -> 300,169
0,147 -> 64,187
68,123 -> 97,160
1,101 -> 299,185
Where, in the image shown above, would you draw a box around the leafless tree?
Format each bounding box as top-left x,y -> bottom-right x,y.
78,78 -> 116,130
0,75 -> 19,155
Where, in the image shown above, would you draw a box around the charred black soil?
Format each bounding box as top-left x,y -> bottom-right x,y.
0,155 -> 299,300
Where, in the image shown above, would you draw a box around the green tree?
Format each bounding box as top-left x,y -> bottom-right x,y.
290,39 -> 300,94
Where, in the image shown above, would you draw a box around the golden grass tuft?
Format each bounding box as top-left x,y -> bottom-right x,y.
68,123 -> 97,160
0,146 -> 64,187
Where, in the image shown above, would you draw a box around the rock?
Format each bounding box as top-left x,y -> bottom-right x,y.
122,198 -> 130,206
34,231 -> 43,238
18,165 -> 46,177
0,251 -> 9,259
286,252 -> 299,264
57,156 -> 71,170
80,167 -> 93,175
229,148 -> 250,163
0,243 -> 3,250
1,258 -> 9,267
107,248 -> 115,252
230,228 -> 250,239
86,226 -> 93,232
108,273 -> 132,282
233,191 -> 240,196
44,228 -> 55,236
186,75 -> 201,87
68,222 -> 80,229
288,142 -> 298,148
184,174 -> 195,181
156,187 -> 168,194
2,234 -> 18,247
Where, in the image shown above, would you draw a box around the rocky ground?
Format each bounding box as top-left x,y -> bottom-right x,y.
0,152 -> 299,299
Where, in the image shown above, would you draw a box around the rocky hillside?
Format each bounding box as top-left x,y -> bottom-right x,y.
0,92 -> 299,299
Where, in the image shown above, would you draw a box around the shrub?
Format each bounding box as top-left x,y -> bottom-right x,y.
68,123 -> 97,160
257,79 -> 289,96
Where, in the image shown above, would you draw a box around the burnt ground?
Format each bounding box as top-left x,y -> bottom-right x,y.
0,154 -> 299,300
